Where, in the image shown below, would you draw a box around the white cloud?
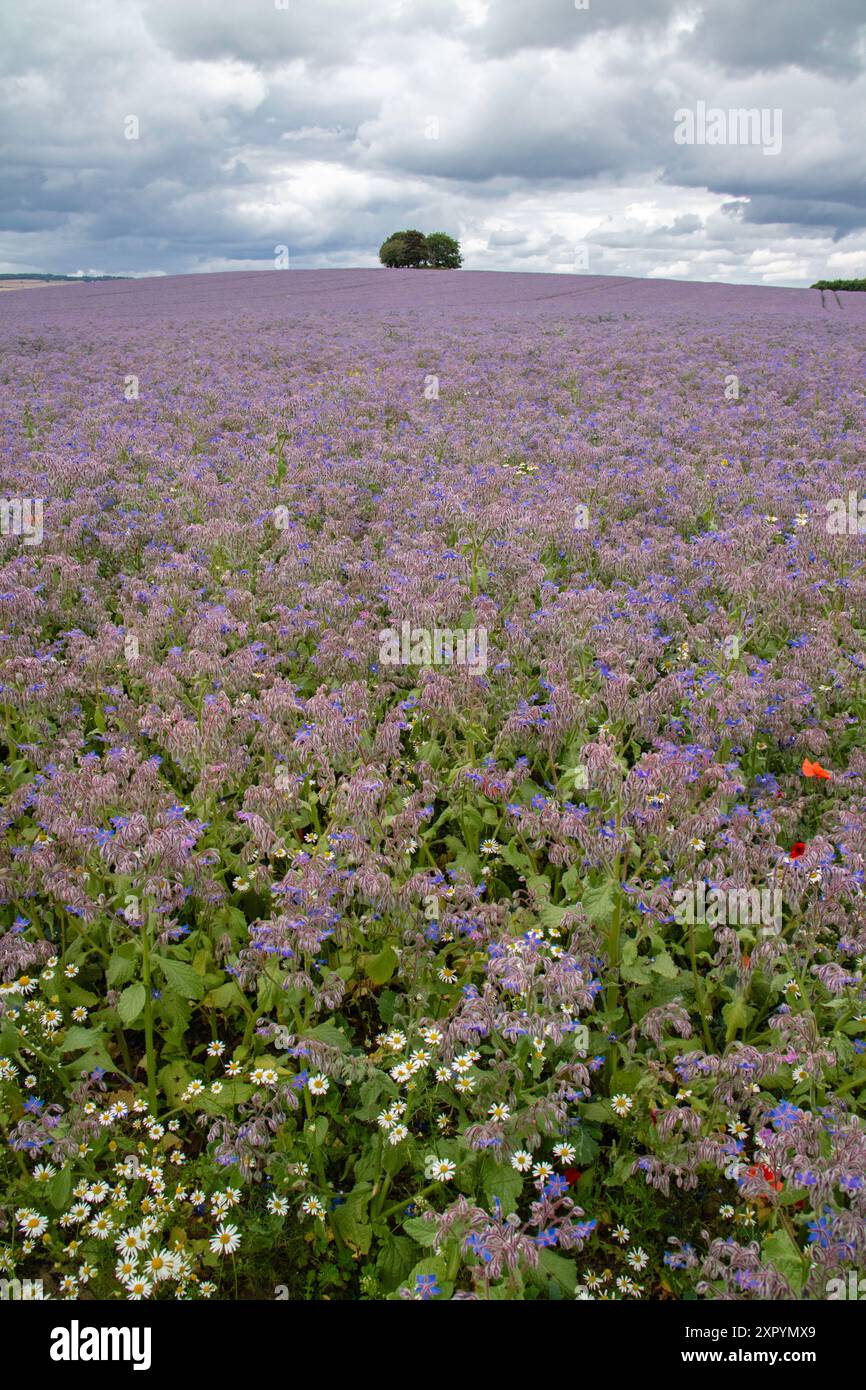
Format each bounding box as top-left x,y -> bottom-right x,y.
0,0 -> 864,284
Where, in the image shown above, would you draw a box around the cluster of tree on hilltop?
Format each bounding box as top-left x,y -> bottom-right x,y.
0,272 -> 128,282
379,230 -> 462,268
811,278 -> 866,291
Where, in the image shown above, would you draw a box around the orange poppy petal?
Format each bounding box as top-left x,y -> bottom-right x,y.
802,758 -> 832,780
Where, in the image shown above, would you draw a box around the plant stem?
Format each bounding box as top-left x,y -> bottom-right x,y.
689,918 -> 713,1052
141,909 -> 158,1114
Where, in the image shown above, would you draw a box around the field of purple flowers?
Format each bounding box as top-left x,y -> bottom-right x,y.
1,268 -> 866,1302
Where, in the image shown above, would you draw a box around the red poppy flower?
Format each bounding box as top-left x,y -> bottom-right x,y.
789,842 -> 807,859
563,1168 -> 582,1187
802,758 -> 832,780
747,1163 -> 783,1192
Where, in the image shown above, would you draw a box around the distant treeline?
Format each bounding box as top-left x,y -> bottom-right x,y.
811,278 -> 866,292
0,272 -> 129,282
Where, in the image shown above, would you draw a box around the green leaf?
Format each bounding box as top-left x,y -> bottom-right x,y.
538,903 -> 566,930
377,990 -> 398,1025
762,1229 -> 806,1296
460,805 -> 484,837
569,1124 -> 600,1164
650,951 -> 679,979
723,995 -> 755,1043
481,1160 -> 524,1216
331,1187 -> 373,1254
107,947 -> 138,987
155,956 -> 205,1000
203,980 -> 245,1010
158,1060 -> 191,1105
365,943 -> 398,985
581,1101 -> 612,1122
619,956 -> 653,989
581,882 -> 616,925
356,1072 -> 398,1120
402,1215 -> 438,1248
621,941 -> 652,984
160,990 -> 191,1046
60,1025 -> 104,1053
117,982 -> 146,1027
257,976 -> 279,1012
63,1041 -> 117,1076
194,1079 -> 254,1112
500,840 -> 532,872
526,874 -> 552,902
612,1065 -> 642,1092
47,1166 -> 73,1211
377,1235 -> 419,1291
561,865 -> 581,897
302,1020 -> 350,1051
606,1152 -> 637,1187
538,1248 -> 578,1294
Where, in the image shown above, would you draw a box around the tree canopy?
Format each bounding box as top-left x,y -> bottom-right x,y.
426,232 -> 462,269
378,229 -> 463,268
811,278 -> 866,291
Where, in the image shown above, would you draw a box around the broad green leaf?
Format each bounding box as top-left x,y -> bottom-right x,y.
538,903 -> 566,930
581,1101 -> 612,1122
356,1072 -> 398,1120
650,951 -> 679,979
605,1152 -> 637,1187
569,1124 -> 600,1164
723,995 -> 755,1043
107,947 -> 138,987
303,1020 -> 350,1051
194,1079 -> 254,1112
158,1060 -> 191,1104
60,1024 -> 104,1053
762,1229 -> 806,1296
117,982 -> 146,1027
481,1159 -> 524,1216
526,874 -> 552,902
612,1065 -> 642,1092
402,1215 -> 438,1248
203,980 -> 246,1010
561,865 -> 581,897
47,1166 -> 73,1210
377,1235 -> 419,1290
63,1041 -> 116,1076
331,1187 -> 373,1254
155,956 -> 205,1000
538,1248 -> 578,1294
500,840 -> 532,872
621,953 -> 652,984
365,944 -> 398,985
581,882 -> 616,925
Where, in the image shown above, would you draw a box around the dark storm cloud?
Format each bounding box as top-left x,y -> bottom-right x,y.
684,0 -> 866,77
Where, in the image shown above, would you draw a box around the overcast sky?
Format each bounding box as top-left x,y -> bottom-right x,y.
1,0 -> 864,286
